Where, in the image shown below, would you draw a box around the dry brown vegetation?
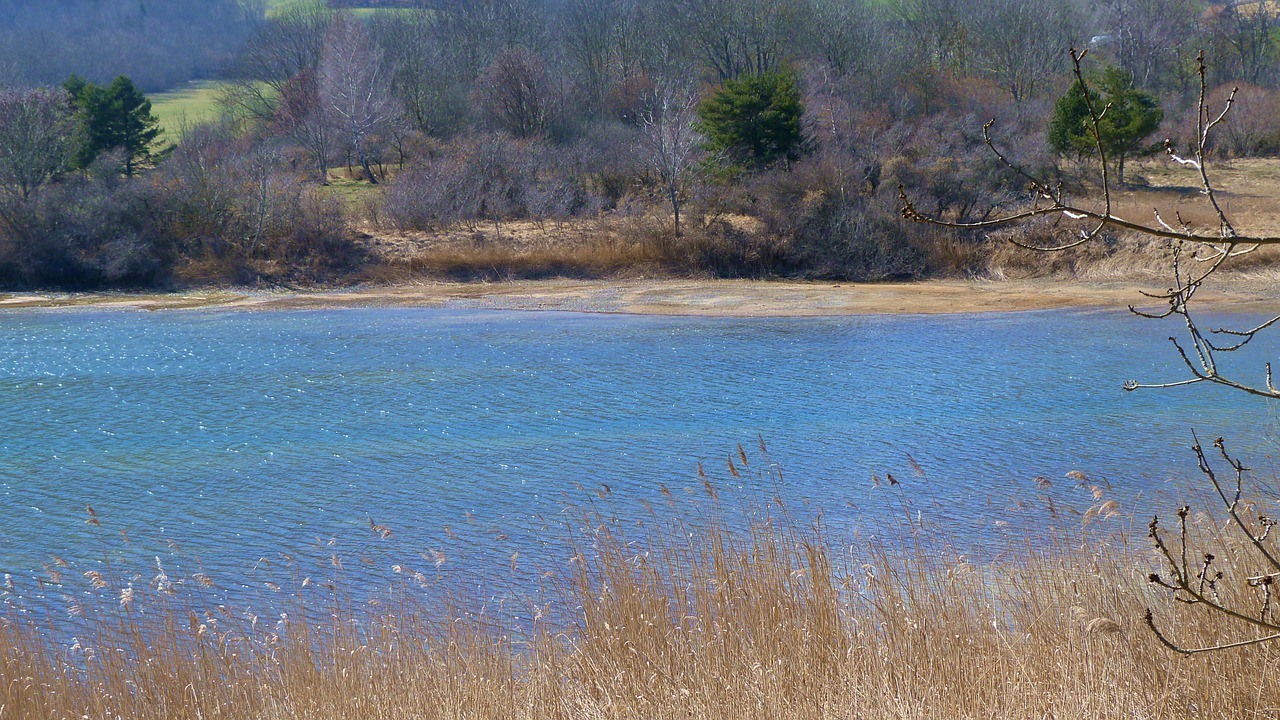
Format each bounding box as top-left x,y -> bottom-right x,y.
348,155 -> 1280,288
4,450 -> 1280,719
358,212 -> 785,282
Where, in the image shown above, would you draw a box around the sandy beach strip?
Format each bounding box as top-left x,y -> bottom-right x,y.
0,277 -> 1274,316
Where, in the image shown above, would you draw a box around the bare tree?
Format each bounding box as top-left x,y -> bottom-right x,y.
240,140 -> 289,255
472,48 -> 553,139
371,10 -> 468,137
222,0 -> 332,121
893,0 -> 972,71
274,68 -> 332,183
806,0 -> 879,78
0,88 -> 79,201
430,0 -> 549,76
970,0 -> 1081,102
319,13 -> 401,184
666,0 -> 800,82
562,0 -> 624,116
900,50 -> 1280,653
1094,0 -> 1201,92
639,80 -> 703,237
1204,0 -> 1280,86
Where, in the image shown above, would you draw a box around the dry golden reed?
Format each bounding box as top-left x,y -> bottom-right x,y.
3,459 -> 1280,720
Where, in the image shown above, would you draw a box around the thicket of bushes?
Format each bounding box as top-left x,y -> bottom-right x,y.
0,126 -> 360,289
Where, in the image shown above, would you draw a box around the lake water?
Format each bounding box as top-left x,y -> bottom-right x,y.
1,306 -> 1278,605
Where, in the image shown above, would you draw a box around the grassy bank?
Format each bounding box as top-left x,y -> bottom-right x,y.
3,451 -> 1279,718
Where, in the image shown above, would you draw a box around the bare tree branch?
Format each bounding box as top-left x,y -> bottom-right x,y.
901,49 -> 1280,399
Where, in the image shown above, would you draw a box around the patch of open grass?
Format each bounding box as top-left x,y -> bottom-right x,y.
266,0 -> 422,18
1125,157 -> 1280,236
149,80 -> 227,140
319,169 -> 392,219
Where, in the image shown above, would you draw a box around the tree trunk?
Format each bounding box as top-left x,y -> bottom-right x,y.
354,128 -> 378,185
670,184 -> 681,238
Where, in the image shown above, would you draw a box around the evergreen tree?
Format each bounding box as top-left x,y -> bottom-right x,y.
1048,65 -> 1162,184
63,74 -> 163,175
697,70 -> 805,169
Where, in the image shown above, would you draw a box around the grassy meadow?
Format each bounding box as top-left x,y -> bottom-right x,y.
265,0 -> 419,18
3,449 -> 1280,718
148,80 -> 227,140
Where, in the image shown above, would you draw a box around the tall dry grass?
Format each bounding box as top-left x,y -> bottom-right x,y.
4,450 -> 1280,719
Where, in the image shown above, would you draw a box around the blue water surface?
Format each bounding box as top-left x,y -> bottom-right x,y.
0,306 -> 1277,602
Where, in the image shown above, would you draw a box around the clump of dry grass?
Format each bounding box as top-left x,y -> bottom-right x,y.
367,213 -> 787,281
4,452 -> 1280,719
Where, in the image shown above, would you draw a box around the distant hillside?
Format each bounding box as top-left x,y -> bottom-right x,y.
0,0 -> 252,92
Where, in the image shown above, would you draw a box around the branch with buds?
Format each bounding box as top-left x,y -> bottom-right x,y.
1144,435 -> 1280,654
902,50 -> 1280,653
900,48 -> 1280,399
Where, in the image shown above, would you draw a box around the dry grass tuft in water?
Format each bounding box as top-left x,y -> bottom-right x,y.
3,457 -> 1280,719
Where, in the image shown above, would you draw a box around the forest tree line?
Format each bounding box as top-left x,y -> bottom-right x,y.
1,0 -> 1279,288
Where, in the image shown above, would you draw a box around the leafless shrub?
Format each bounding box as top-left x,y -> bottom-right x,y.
382,133 -> 600,236
158,120 -> 357,279
795,194 -> 930,280
0,87 -> 80,202
0,174 -> 170,288
568,122 -> 643,211
382,133 -> 531,233
1174,83 -> 1280,158
603,74 -> 655,125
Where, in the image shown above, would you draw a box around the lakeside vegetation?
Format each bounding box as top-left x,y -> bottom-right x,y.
1,0 -> 1279,290
3,455 -> 1279,718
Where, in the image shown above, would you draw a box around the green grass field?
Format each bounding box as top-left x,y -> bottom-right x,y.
149,81 -> 226,140
266,0 -> 420,18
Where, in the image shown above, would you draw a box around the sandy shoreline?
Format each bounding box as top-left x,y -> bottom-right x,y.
0,277 -> 1275,316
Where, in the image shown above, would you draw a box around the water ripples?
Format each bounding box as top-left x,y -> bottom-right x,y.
0,306 -> 1278,596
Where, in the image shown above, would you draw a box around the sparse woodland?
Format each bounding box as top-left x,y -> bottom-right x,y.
0,0 -> 1279,288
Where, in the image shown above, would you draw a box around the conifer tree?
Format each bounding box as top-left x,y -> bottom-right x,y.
697,70 -> 805,169
1047,65 -> 1162,184
63,74 -> 163,175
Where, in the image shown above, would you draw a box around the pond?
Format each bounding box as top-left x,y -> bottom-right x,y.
1,306 -> 1277,603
